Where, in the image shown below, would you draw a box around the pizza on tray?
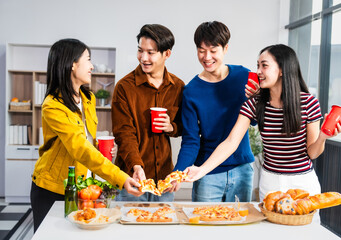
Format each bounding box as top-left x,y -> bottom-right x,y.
128,207 -> 175,223
193,205 -> 242,222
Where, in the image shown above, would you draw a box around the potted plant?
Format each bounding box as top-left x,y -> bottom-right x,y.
95,89 -> 110,106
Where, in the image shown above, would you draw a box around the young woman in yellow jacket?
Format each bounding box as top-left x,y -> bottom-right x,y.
30,38 -> 142,232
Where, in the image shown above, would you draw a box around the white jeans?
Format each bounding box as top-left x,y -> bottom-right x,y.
259,168 -> 321,223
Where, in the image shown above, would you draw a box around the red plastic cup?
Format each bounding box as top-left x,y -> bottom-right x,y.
321,105 -> 341,136
150,107 -> 167,133
97,136 -> 115,161
247,72 -> 259,91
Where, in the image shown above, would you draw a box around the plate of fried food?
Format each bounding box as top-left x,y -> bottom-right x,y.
68,207 -> 121,230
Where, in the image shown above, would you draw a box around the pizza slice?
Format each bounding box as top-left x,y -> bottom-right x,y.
136,211 -> 153,222
157,179 -> 173,194
127,208 -> 150,217
165,170 -> 188,183
138,179 -> 161,196
154,206 -> 175,215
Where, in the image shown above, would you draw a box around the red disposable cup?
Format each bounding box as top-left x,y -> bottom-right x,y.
150,107 -> 167,133
97,136 -> 115,161
247,72 -> 259,91
321,105 -> 341,136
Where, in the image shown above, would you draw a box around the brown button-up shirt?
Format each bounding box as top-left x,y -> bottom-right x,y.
112,65 -> 184,181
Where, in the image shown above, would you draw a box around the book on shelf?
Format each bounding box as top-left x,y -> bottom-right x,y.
9,124 -> 31,145
35,82 -> 47,105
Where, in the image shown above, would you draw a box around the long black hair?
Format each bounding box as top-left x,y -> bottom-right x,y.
45,38 -> 91,112
256,44 -> 309,136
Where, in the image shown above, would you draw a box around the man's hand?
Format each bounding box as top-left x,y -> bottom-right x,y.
123,177 -> 143,197
153,113 -> 173,133
133,165 -> 146,182
167,181 -> 181,193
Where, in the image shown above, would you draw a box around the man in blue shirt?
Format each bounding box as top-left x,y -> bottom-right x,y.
172,21 -> 257,202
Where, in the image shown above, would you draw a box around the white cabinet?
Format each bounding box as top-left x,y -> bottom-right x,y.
5,160 -> 36,202
5,43 -> 116,202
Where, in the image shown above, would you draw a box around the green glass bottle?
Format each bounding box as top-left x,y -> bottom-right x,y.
65,166 -> 78,217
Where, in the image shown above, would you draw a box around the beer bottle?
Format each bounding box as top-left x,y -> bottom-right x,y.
65,166 -> 78,217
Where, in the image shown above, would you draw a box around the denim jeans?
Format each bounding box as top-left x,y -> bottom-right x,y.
192,163 -> 253,202
115,188 -> 174,202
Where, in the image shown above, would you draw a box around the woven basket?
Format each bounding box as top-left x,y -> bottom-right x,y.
259,203 -> 316,225
9,101 -> 31,110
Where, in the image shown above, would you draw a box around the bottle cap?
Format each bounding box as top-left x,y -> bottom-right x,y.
69,166 -> 75,169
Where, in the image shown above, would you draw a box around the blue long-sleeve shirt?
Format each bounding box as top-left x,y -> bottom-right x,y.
175,65 -> 254,174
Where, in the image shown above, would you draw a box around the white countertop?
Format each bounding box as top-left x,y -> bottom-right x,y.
32,201 -> 340,240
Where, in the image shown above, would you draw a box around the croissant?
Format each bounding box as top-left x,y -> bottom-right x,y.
264,190 -> 341,215
286,189 -> 309,200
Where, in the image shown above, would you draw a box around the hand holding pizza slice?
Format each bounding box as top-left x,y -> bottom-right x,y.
138,179 -> 161,196
138,171 -> 188,196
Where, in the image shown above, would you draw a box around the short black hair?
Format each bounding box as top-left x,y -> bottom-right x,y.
194,21 -> 231,48
137,24 -> 175,53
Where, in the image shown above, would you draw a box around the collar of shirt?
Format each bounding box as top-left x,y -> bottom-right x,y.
134,65 -> 175,88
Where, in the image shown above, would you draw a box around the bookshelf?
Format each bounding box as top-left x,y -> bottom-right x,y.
5,43 -> 116,202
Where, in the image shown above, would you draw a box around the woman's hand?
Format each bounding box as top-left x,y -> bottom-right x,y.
153,113 -> 173,133
123,177 -> 143,197
319,114 -> 341,140
245,79 -> 260,98
110,143 -> 118,161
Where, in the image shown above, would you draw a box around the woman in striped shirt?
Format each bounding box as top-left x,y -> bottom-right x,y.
183,44 -> 341,201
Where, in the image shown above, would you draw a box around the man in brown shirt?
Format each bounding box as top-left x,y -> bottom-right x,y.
112,24 -> 184,201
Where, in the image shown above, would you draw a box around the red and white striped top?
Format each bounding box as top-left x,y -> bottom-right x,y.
240,92 -> 322,175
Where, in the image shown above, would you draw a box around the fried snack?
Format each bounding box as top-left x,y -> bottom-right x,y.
74,208 -> 96,223
138,179 -> 161,196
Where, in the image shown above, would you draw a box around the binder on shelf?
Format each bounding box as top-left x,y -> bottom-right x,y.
39,127 -> 44,146
9,125 -> 14,144
13,125 -> 19,144
27,125 -> 32,145
18,125 -> 23,145
22,125 -> 28,145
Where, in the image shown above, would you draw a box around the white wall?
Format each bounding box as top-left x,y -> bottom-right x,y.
0,0 -> 289,197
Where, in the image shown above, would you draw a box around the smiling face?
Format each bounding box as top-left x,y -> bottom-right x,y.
197,42 -> 228,74
137,37 -> 170,75
257,50 -> 282,89
71,49 -> 93,88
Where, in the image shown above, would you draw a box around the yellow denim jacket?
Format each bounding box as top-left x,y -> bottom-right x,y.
32,90 -> 129,195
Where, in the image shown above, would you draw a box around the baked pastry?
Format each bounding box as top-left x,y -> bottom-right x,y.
286,189 -> 309,200
263,191 -> 291,212
274,197 -> 296,215
263,190 -> 341,215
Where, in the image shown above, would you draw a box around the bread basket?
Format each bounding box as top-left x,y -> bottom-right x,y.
259,202 -> 316,225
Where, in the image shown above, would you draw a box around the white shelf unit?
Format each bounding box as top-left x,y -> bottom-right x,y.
5,43 -> 116,202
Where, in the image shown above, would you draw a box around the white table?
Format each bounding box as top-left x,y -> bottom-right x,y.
32,201 -> 340,240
